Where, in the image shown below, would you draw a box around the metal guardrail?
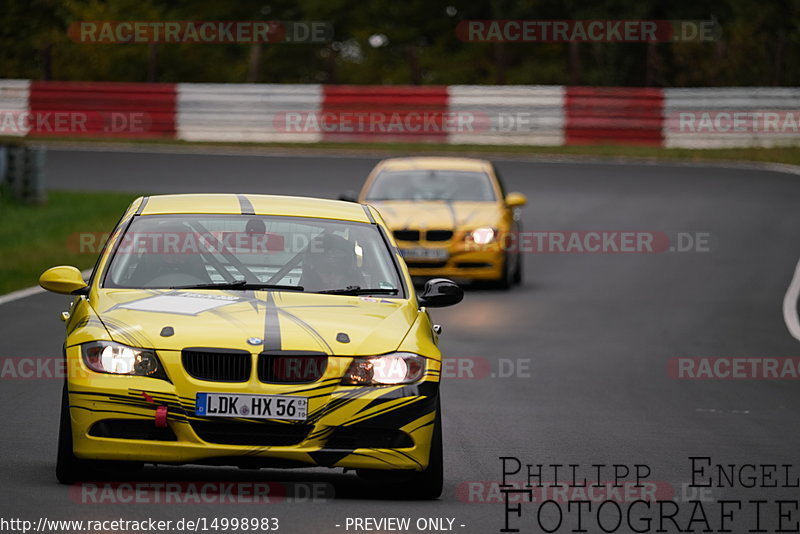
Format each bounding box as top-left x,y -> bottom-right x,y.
0,144 -> 46,204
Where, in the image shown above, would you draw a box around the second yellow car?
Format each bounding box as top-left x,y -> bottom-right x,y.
342,157 -> 527,288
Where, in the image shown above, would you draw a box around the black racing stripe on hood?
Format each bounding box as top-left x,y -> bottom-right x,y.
263,292 -> 282,351
237,194 -> 255,215
276,307 -> 333,354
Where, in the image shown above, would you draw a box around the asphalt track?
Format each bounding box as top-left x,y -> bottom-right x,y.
1,147 -> 800,533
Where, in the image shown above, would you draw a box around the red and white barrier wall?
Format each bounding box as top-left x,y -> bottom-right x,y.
177,83 -> 321,143
2,80 -> 799,148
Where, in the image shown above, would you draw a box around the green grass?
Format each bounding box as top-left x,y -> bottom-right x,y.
6,136 -> 800,166
0,190 -> 141,294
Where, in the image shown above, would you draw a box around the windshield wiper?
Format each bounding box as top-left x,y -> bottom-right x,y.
170,280 -> 304,291
316,285 -> 398,296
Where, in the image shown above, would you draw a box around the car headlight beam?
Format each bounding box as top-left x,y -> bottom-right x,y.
470,227 -> 496,245
81,341 -> 164,377
342,353 -> 425,385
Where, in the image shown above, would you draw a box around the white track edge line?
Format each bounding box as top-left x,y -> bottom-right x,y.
782,257 -> 800,342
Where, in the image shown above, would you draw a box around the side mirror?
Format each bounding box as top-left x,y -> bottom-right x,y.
338,190 -> 359,203
39,266 -> 88,295
418,278 -> 463,308
505,192 -> 527,208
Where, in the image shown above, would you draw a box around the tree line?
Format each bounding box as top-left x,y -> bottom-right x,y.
2,0 -> 798,86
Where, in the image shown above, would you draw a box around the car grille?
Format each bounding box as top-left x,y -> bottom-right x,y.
393,229 -> 420,241
182,349 -> 252,382
190,421 -> 312,446
258,352 -> 328,383
425,230 -> 453,241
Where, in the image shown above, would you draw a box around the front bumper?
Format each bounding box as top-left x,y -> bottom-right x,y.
400,244 -> 504,281
66,349 -> 439,472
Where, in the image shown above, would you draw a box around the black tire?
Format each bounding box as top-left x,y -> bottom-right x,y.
357,400 -> 443,499
512,251 -> 523,285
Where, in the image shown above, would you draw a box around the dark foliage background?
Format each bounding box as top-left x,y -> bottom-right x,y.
2,0 -> 799,86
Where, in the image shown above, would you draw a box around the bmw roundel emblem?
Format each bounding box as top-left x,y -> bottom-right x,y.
247,337 -> 263,346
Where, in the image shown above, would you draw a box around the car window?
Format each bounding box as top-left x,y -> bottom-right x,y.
103,214 -> 402,294
365,170 -> 496,202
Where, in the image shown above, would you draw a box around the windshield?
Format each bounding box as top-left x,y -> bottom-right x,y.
365,170 -> 496,202
103,214 -> 403,295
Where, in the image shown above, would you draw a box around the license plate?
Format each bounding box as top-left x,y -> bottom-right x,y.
401,247 -> 449,261
195,393 -> 308,421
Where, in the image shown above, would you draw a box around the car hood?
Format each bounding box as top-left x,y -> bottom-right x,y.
368,201 -> 502,231
90,289 -> 416,355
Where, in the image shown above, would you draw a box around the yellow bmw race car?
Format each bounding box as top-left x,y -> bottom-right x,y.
39,193 -> 463,499
341,157 -> 527,288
